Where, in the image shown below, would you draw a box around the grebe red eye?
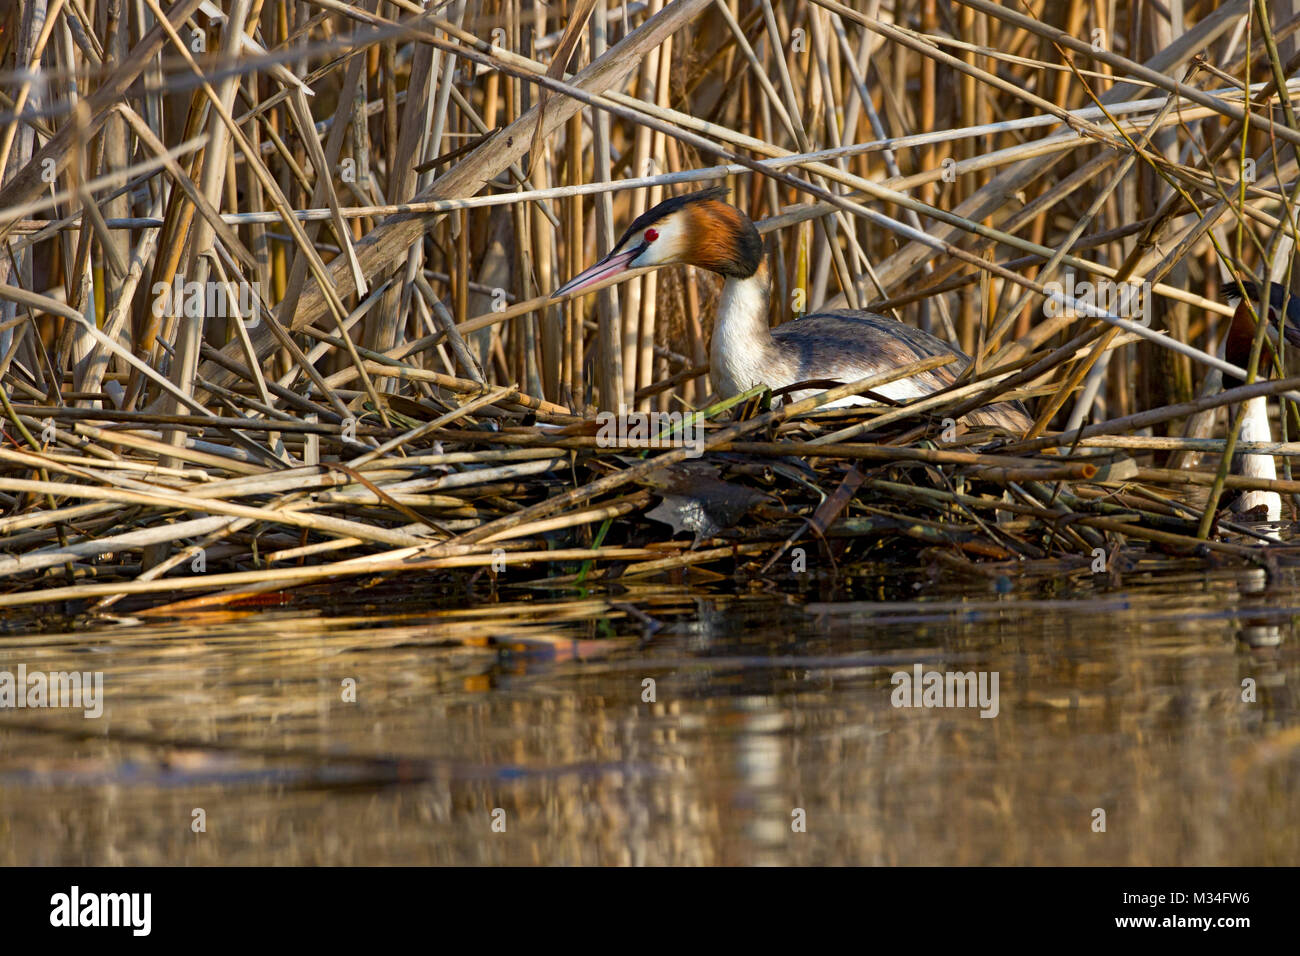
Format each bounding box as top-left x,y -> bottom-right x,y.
645,228 -> 658,241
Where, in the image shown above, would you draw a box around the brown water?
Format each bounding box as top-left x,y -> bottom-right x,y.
1,567 -> 1298,865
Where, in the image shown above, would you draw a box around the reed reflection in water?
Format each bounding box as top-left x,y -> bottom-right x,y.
1,569 -> 1297,865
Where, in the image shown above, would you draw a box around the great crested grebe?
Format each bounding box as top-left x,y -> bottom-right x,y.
1220,280 -> 1294,521
553,187 -> 1031,431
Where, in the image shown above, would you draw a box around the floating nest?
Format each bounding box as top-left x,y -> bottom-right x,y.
3,352 -> 1296,616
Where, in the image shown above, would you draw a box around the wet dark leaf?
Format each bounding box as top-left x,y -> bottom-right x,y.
640,462 -> 772,541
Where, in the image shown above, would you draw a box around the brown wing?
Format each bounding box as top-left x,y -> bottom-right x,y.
774,311 -> 1031,431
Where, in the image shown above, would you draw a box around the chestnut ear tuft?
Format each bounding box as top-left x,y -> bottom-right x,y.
613,186 -> 732,250
685,200 -> 763,278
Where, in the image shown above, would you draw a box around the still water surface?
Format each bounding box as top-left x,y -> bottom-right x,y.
2,567 -> 1298,865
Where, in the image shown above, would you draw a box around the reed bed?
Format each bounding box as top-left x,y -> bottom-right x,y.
4,0 -> 1300,613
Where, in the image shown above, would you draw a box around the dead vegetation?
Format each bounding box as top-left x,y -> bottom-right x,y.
4,0 -> 1300,613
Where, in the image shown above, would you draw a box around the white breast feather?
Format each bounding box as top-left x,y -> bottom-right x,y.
712,274 -> 773,397
1235,395 -> 1281,523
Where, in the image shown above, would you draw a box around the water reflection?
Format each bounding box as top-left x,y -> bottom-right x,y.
1239,568 -> 1282,648
1,569 -> 1298,864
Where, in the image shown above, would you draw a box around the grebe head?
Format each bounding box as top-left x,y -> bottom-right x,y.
552,186 -> 763,298
1225,280 -> 1300,348
1222,280 -> 1300,387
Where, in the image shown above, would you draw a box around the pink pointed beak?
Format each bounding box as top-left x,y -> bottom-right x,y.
552,248 -> 640,299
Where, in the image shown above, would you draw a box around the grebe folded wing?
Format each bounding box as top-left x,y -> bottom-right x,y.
772,311 -> 1033,430
772,310 -> 966,400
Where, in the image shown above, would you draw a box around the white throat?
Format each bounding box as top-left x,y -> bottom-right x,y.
711,264 -> 774,398
1234,395 -> 1281,523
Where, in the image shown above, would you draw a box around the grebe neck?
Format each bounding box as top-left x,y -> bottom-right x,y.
712,261 -> 776,395
1223,305 -> 1282,522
